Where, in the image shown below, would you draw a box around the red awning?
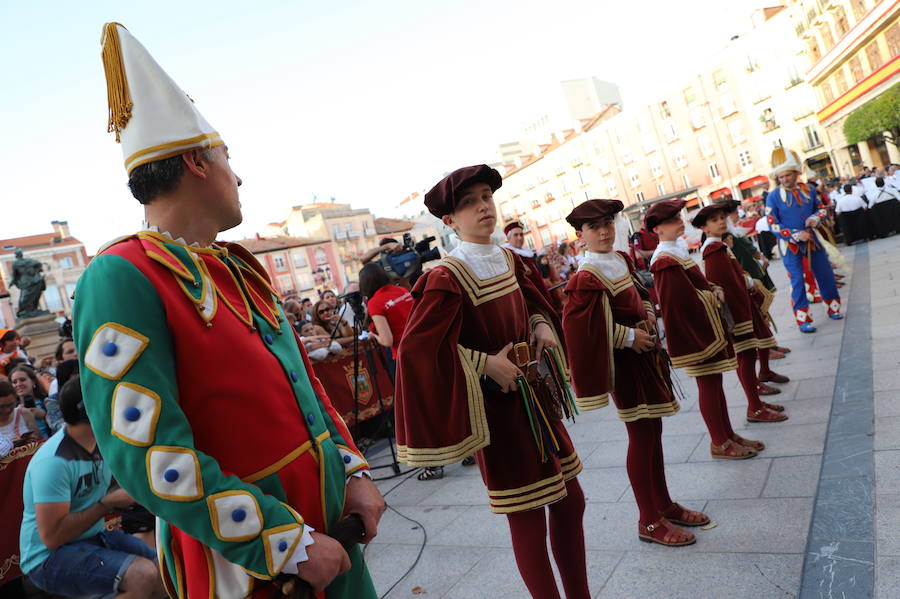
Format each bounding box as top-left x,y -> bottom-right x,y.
739,175 -> 769,190
709,188 -> 731,200
742,195 -> 762,206
686,197 -> 700,208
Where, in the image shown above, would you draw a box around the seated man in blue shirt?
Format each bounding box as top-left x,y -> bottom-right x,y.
20,375 -> 165,598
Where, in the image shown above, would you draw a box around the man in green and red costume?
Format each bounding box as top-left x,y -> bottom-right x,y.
74,23 -> 382,599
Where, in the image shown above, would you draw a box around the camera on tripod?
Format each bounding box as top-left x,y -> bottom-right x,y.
379,233 -> 442,284
338,290 -> 367,323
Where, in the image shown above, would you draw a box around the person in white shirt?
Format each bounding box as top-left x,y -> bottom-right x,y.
836,184 -> 871,245
754,207 -> 778,260
868,177 -> 900,237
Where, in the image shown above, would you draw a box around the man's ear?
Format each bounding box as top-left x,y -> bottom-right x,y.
441,214 -> 455,229
182,149 -> 209,179
575,229 -> 583,239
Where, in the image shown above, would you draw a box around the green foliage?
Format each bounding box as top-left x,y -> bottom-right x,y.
843,82 -> 900,145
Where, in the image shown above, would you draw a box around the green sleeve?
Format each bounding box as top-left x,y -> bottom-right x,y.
73,254 -> 304,579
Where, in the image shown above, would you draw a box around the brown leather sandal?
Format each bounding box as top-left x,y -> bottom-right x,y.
762,401 -> 784,412
757,382 -> 782,395
759,371 -> 790,384
747,408 -> 788,423
711,439 -> 757,460
732,434 -> 765,451
661,502 -> 710,527
638,517 -> 696,547
769,350 -> 786,359
775,346 -> 791,353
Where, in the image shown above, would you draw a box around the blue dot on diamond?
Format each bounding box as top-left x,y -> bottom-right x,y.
102,342 -> 119,356
290,371 -> 298,382
231,508 -> 247,523
307,413 -> 315,425
343,455 -> 352,464
278,540 -> 288,552
163,469 -> 179,483
124,407 -> 141,422
264,334 -> 274,345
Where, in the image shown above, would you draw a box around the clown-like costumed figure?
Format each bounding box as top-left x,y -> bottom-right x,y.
74,23 -> 381,599
765,148 -> 842,333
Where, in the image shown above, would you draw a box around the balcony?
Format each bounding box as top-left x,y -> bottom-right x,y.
346,230 -> 361,239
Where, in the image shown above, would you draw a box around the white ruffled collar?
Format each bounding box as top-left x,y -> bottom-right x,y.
651,239 -> 690,265
449,241 -> 510,280
581,250 -> 628,279
501,243 -> 535,259
701,236 -> 721,252
142,221 -> 208,248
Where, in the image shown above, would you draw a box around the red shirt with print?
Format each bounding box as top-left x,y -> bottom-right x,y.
367,284 -> 414,357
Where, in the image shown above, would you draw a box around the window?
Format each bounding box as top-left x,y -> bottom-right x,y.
635,191 -> 645,203
808,40 -> 821,62
834,6 -> 849,36
59,256 -> 73,269
641,133 -> 655,153
297,272 -> 315,290
698,134 -> 714,157
583,190 -> 591,202
738,150 -> 753,171
273,255 -> 288,271
848,56 -> 864,83
577,169 -> 589,186
681,173 -> 691,189
541,229 -> 552,246
628,167 -> 640,188
849,0 -> 866,20
673,145 -> 687,168
690,107 -> 706,129
834,70 -> 848,95
650,157 -> 663,178
728,120 -> 745,144
314,248 -> 327,264
659,101 -> 672,118
804,125 -> 822,150
597,155 -> 610,174
820,24 -> 835,50
713,70 -> 728,91
663,119 -> 679,142
888,23 -> 900,58
821,80 -> 835,104
773,138 -> 783,149
720,93 -> 736,116
44,285 -> 63,312
277,275 -> 294,294
683,86 -> 698,106
331,225 -> 341,238
865,42 -> 883,71
656,182 -> 666,196
786,63 -> 803,87
606,177 -> 618,197
620,147 -> 633,164
708,163 -> 721,180
293,251 -> 307,267
761,107 -> 777,132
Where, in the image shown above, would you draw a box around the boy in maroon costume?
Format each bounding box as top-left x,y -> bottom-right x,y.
395,165 -> 590,599
563,199 -> 708,547
646,200 -> 762,459
692,205 -> 788,423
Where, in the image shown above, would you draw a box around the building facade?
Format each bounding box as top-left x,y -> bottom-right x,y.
789,0 -> 900,175
235,236 -> 344,299
0,221 -> 89,327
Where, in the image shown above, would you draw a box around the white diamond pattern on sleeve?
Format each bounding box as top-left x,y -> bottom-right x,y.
262,523 -> 304,575
147,446 -> 204,501
84,323 -> 149,380
111,382 -> 161,446
208,491 -> 263,542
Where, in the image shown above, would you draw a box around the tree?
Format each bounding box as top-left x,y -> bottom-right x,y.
843,82 -> 900,146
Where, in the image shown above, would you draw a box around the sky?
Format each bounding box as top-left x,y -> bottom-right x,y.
0,0 -> 769,254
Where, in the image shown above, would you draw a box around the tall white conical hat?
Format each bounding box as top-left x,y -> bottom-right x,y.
769,147 -> 803,179
101,23 -> 223,174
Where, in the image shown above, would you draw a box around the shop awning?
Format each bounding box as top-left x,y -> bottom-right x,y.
739,175 -> 768,190
623,187 -> 699,214
709,188 -> 731,200
686,197 -> 700,208
742,195 -> 762,206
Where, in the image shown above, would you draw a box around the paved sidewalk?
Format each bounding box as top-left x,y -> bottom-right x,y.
362,235 -> 898,599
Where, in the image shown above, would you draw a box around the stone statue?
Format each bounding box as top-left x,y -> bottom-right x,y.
11,249 -> 49,319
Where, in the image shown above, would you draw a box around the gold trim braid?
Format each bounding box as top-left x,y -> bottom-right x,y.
101,23 -> 132,142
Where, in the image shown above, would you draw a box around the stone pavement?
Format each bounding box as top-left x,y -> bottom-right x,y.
361,234 -> 899,599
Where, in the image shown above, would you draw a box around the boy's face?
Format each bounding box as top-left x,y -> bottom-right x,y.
701,212 -> 729,237
653,215 -> 685,241
576,217 -> 616,253
442,183 -> 496,241
300,323 -> 315,336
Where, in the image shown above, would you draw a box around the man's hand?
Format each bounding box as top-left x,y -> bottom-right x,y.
297,532 -> 351,594
647,311 -> 657,330
102,488 -> 136,509
631,328 -> 655,353
485,342 -> 523,393
714,287 -> 725,303
342,476 -> 384,544
804,216 -> 819,228
531,322 -> 557,358
797,230 -> 812,242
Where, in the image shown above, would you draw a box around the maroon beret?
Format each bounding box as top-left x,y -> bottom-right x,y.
644,199 -> 686,231
690,203 -> 729,228
424,165 -> 503,218
565,199 -> 624,229
503,220 -> 524,235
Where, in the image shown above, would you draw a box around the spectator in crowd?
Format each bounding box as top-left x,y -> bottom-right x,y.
19,376 -> 164,598
10,365 -> 51,439
755,193 -> 778,260
359,263 -> 413,362
45,358 -> 80,434
868,177 -> 900,238
630,219 -> 659,271
299,321 -> 343,360
311,299 -> 355,346
300,297 -> 314,321
836,184 -> 870,245
283,298 -> 304,329
360,237 -> 403,265
0,380 -> 39,455
322,289 -> 340,307
1,329 -> 29,378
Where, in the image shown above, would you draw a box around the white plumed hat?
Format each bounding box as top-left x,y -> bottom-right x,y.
769,147 -> 803,180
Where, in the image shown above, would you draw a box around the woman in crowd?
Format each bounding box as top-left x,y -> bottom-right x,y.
359,263 -> 414,362
298,321 -> 343,360
0,329 -> 29,378
0,379 -> 39,455
9,365 -> 51,439
311,299 -> 355,346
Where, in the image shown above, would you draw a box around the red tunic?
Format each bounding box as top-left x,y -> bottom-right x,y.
701,241 -> 776,354
650,251 -> 736,377
563,252 -> 679,421
395,249 -> 580,514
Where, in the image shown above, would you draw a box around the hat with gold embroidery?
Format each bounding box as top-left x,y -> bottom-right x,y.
100,23 -> 224,174
770,147 -> 803,180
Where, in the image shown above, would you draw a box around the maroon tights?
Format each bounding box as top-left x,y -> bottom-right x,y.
624,418 -> 674,525
505,478 -> 591,599
696,373 -> 735,445
758,348 -> 772,377
736,349 -> 763,412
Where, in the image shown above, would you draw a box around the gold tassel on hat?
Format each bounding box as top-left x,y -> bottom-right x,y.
770,147 -> 786,169
101,22 -> 133,142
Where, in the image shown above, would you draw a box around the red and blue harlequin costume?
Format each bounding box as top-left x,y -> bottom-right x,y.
765,149 -> 841,332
